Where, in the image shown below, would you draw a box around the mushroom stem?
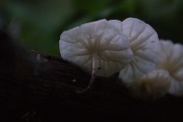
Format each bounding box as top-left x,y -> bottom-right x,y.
76,56 -> 98,93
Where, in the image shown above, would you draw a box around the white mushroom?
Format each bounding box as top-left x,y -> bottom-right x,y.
158,40 -> 183,96
129,69 -> 171,99
118,18 -> 160,85
124,39 -> 183,98
59,19 -> 133,91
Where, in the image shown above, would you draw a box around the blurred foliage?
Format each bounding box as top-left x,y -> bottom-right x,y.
1,0 -> 183,55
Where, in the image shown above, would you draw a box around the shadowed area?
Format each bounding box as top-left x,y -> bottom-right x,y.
0,30 -> 183,122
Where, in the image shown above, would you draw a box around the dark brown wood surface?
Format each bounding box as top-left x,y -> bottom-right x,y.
0,30 -> 183,122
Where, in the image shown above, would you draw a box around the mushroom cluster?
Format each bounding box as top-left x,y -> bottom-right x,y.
59,17 -> 183,98
128,40 -> 183,99
157,40 -> 183,96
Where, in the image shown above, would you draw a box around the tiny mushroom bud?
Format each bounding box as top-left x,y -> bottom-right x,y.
129,69 -> 171,99
59,19 -> 133,91
119,18 -> 160,84
158,40 -> 183,96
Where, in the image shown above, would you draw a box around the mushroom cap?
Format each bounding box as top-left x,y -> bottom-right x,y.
119,18 -> 160,83
59,19 -> 133,77
158,40 -> 183,96
129,69 -> 171,99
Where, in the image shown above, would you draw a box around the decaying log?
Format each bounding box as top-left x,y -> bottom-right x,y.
0,30 -> 183,122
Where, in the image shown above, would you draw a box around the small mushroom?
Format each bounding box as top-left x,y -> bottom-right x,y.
129,69 -> 171,99
59,19 -> 133,91
158,40 -> 183,96
118,18 -> 160,84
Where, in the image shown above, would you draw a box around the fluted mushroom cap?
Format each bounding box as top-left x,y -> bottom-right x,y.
119,18 -> 160,83
59,19 -> 133,77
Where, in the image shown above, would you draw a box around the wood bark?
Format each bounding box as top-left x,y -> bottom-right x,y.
0,30 -> 183,122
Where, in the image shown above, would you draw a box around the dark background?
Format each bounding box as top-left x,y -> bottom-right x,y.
1,0 -> 183,55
